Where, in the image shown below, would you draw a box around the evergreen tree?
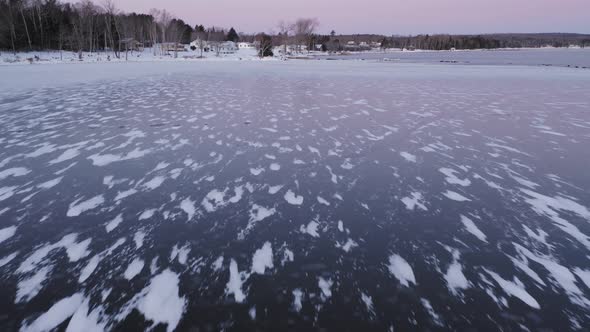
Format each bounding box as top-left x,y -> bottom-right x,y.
226,27 -> 239,42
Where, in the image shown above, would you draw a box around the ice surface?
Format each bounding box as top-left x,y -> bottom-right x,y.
2,54 -> 590,330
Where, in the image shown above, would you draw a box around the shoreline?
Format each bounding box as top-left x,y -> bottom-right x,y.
1,47 -> 588,67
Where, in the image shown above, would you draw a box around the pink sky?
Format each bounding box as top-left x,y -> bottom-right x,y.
86,0 -> 590,34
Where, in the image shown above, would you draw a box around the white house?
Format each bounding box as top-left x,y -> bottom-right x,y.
190,38 -> 209,51
238,42 -> 255,49
218,41 -> 238,54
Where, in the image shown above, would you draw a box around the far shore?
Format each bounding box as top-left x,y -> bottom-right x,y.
1,46 -> 588,67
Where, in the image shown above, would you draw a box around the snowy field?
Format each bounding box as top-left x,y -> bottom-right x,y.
1,59 -> 590,331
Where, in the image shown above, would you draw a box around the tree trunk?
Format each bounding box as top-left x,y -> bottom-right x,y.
20,7 -> 33,51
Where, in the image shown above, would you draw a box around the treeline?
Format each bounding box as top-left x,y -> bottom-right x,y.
375,33 -> 590,50
0,0 -> 242,56
382,34 -> 590,50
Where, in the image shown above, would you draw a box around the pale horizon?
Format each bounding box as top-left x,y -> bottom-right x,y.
65,0 -> 590,35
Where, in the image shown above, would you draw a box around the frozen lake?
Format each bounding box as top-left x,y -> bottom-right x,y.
314,48 -> 590,68
1,60 -> 590,331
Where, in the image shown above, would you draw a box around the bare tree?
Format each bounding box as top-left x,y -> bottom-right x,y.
277,20 -> 293,59
191,30 -> 207,57
293,18 -> 319,53
18,0 -> 33,50
1,0 -> 18,54
148,9 -> 160,55
103,0 -> 121,58
156,9 -> 172,54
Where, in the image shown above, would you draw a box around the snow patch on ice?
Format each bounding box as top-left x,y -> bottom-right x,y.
226,259 -> 248,303
400,152 -> 417,163
388,254 -> 416,287
124,258 -> 145,280
284,190 -> 304,205
251,242 -> 273,274
401,192 -> 427,211
318,277 -> 334,300
0,225 -> 17,244
21,293 -> 84,332
460,215 -> 487,242
442,190 -> 471,202
67,195 -> 104,217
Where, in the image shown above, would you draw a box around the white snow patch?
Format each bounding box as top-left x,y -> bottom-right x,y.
180,198 -> 196,221
400,152 -> 417,163
318,277 -> 334,300
292,289 -> 304,312
133,231 -> 145,249
139,209 -> 157,220
67,195 -> 104,217
16,266 -> 52,303
21,293 -> 84,332
268,185 -> 283,195
251,242 -> 274,274
105,214 -> 123,233
317,196 -> 330,206
126,269 -> 186,332
444,250 -> 470,295
284,190 -> 304,205
115,189 -> 137,201
142,176 -> 166,190
337,239 -> 358,252
401,192 -> 427,211
0,167 -> 30,180
0,225 -> 17,244
212,256 -> 224,271
66,298 -> 106,332
442,190 -> 471,202
300,220 -> 320,237
124,258 -> 145,280
250,167 -> 264,176
388,254 -> 416,287
37,177 -> 63,190
439,168 -> 471,187
485,269 -> 540,309
460,215 -> 487,242
361,292 -> 375,314
226,259 -> 247,303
